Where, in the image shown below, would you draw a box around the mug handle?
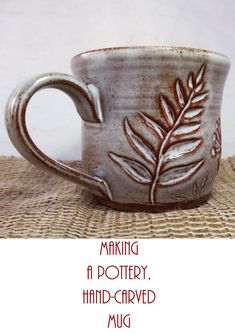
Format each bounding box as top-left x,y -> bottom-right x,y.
5,73 -> 112,200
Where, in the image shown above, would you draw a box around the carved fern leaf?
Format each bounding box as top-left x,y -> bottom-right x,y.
109,153 -> 152,184
184,107 -> 204,120
124,118 -> 156,165
196,64 -> 206,84
160,95 -> 175,127
175,79 -> 186,108
159,160 -> 204,186
195,82 -> 204,93
188,73 -> 195,89
140,113 -> 166,140
163,139 -> 202,162
173,123 -> 201,136
192,92 -> 208,103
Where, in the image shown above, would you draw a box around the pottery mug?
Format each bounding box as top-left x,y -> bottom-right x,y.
5,46 -> 230,212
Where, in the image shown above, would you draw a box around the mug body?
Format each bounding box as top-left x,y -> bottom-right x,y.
71,46 -> 230,211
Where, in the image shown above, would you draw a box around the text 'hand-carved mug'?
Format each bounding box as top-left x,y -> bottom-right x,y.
5,46 -> 230,212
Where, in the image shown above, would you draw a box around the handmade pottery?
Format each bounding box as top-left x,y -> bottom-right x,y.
5,46 -> 230,212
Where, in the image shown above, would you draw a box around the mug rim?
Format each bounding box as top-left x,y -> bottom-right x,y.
72,45 -> 230,63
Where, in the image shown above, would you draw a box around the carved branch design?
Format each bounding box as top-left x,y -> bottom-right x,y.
109,64 -> 208,204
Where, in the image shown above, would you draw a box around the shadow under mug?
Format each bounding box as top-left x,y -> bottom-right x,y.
5,46 -> 230,212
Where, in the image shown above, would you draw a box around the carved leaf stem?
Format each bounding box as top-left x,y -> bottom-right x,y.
149,64 -> 207,203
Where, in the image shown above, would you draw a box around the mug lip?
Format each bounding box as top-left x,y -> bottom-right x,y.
72,45 -> 230,63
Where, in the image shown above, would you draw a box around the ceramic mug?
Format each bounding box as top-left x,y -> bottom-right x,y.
5,46 -> 230,212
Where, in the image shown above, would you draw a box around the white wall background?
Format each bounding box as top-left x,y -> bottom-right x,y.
0,0 -> 234,160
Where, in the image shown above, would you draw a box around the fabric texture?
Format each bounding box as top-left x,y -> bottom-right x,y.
0,156 -> 235,238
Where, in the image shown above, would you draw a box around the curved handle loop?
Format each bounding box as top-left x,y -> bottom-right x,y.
5,73 -> 112,200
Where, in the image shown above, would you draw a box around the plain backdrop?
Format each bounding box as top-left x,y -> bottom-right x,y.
0,0 -> 234,160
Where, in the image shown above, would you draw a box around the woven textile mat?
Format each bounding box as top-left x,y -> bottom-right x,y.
0,156 -> 235,238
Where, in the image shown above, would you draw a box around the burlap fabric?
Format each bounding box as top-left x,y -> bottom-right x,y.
0,156 -> 235,238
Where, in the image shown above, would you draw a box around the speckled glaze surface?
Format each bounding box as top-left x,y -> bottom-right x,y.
5,46 -> 230,212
